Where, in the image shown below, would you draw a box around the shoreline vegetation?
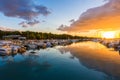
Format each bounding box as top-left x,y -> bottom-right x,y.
0,30 -> 89,40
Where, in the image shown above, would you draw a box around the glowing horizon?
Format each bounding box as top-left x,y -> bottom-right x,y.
102,31 -> 116,39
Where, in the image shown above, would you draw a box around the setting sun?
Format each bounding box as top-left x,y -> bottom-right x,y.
102,31 -> 116,39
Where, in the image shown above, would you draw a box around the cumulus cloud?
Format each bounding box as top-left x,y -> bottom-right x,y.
58,0 -> 120,32
0,0 -> 50,27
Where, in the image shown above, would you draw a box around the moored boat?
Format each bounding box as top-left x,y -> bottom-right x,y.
0,48 -> 11,56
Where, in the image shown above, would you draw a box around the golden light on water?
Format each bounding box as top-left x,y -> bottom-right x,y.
102,31 -> 116,39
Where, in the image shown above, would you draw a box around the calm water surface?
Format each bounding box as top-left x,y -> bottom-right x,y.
0,41 -> 120,80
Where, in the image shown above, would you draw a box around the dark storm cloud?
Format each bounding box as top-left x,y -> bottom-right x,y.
0,0 -> 50,27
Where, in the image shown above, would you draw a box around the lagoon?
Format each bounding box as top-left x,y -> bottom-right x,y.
0,41 -> 120,80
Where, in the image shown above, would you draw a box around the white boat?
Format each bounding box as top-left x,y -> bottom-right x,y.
46,42 -> 52,47
0,48 -> 11,55
0,41 -> 12,45
0,41 -> 11,55
28,44 -> 37,49
10,45 -> 20,54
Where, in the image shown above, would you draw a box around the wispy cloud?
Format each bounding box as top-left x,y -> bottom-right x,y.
0,26 -> 17,31
69,19 -> 75,23
19,20 -> 40,27
0,0 -> 51,27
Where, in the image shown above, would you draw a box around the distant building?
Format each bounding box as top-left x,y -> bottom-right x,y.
3,35 -> 26,40
18,37 -> 26,40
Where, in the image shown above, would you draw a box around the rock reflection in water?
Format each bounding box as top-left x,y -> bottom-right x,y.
58,41 -> 120,80
0,51 -> 52,80
0,42 -> 119,80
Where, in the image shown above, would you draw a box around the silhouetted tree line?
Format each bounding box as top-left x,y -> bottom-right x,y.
0,30 -> 88,40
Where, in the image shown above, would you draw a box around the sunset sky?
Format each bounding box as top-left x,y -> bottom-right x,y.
0,0 -> 119,37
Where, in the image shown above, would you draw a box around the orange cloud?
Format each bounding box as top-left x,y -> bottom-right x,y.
58,0 -> 120,32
